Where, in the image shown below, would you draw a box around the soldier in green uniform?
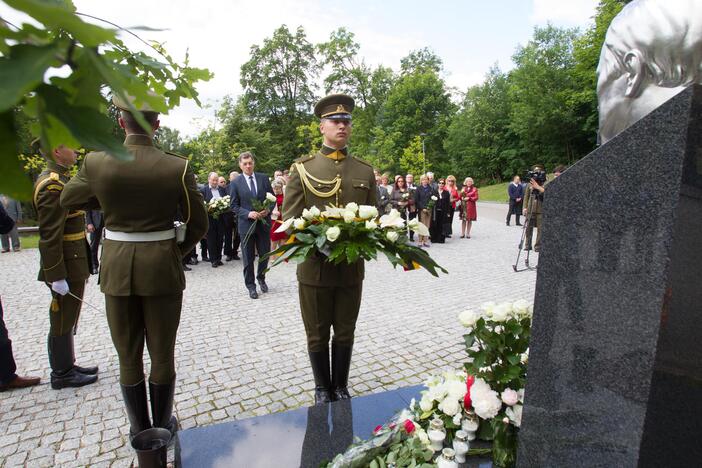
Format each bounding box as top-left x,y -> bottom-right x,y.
61,96 -> 208,439
33,141 -> 99,390
283,94 -> 376,404
522,164 -> 546,252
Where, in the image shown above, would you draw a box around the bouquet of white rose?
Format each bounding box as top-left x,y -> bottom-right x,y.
267,203 -> 447,276
425,195 -> 438,212
207,195 -> 231,219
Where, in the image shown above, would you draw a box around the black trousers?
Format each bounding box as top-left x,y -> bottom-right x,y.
222,212 -> 236,256
206,217 -> 225,262
89,224 -> 103,267
507,199 -> 522,224
240,225 -> 270,290
199,238 -> 208,259
0,299 -> 17,385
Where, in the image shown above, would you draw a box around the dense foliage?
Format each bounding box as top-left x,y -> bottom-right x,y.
180,0 -> 625,183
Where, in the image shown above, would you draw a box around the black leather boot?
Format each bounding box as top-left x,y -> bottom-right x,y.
308,349 -> 332,405
331,343 -> 353,401
121,380 -> 152,440
149,378 -> 178,437
74,364 -> 99,375
48,334 -> 98,389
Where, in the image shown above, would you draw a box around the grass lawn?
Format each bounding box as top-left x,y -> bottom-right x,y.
18,234 -> 39,249
477,181 -> 510,203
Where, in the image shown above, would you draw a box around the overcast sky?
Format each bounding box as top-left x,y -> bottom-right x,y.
2,0 -> 599,137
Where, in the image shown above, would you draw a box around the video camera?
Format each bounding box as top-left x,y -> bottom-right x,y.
524,168 -> 547,185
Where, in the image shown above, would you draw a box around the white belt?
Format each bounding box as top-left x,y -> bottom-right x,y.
104,228 -> 175,242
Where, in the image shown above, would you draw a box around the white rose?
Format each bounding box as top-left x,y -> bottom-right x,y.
309,206 -> 321,218
293,218 -> 306,230
302,208 -> 314,220
512,299 -> 530,316
325,226 -> 341,242
266,192 -> 277,203
408,217 -> 430,236
386,231 -> 399,243
345,202 -> 359,214
491,303 -> 511,322
275,218 -> 294,233
438,397 -> 460,416
446,380 -> 466,400
470,378 -> 502,420
453,413 -> 462,426
501,388 -> 519,406
518,388 -> 525,403
505,404 -> 523,427
322,206 -> 343,218
431,195 -> 438,201
415,426 -> 430,446
520,350 -> 529,364
419,397 -> 434,413
343,210 -> 356,223
481,302 -> 496,318
365,220 -> 378,230
358,205 -> 378,220
459,309 -> 479,328
379,210 -> 405,228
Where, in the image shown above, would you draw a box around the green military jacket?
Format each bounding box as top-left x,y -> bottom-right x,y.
523,181 -> 549,215
283,146 -> 376,287
60,134 -> 208,296
34,161 -> 91,283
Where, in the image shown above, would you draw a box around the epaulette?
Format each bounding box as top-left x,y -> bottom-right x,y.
33,176 -> 64,207
49,172 -> 60,181
165,150 -> 187,160
351,155 -> 373,168
294,153 -> 317,164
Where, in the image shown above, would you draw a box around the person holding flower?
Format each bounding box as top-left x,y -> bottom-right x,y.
282,94 -> 376,405
269,178 -> 288,252
414,174 -> 435,247
459,177 -> 479,238
390,175 -> 411,222
230,152 -> 275,299
445,175 -> 459,238
430,178 -> 451,244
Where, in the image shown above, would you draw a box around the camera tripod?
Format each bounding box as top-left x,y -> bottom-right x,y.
512,188 -> 539,272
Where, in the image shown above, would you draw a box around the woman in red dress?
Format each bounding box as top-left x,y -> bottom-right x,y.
269,179 -> 287,251
459,177 -> 479,238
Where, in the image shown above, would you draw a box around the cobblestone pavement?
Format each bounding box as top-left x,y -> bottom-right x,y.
0,202 -> 537,467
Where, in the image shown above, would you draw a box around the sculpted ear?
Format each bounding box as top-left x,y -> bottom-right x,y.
624,50 -> 645,98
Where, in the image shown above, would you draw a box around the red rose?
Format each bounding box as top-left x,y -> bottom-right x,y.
464,375 -> 475,410
373,425 -> 383,435
403,419 -> 416,434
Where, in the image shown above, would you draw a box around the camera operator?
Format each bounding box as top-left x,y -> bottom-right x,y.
521,165 -> 566,252
522,165 -> 547,252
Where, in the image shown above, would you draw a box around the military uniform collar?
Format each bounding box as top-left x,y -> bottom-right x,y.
124,134 -> 154,146
46,160 -> 70,177
320,145 -> 348,161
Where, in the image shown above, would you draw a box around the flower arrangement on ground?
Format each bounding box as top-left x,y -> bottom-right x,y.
267,203 -> 447,277
206,195 -> 231,219
326,299 -> 533,468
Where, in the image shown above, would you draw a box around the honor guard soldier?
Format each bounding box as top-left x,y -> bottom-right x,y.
33,140 -> 99,390
283,94 -> 376,404
61,95 -> 208,440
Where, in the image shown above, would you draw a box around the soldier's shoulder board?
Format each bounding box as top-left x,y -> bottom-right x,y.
45,183 -> 63,192
49,172 -> 60,181
351,155 -> 373,169
164,150 -> 187,160
293,153 -> 317,165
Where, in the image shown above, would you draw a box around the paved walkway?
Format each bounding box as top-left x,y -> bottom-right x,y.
0,202 -> 537,467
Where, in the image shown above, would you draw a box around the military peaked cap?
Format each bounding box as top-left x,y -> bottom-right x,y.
314,94 -> 354,120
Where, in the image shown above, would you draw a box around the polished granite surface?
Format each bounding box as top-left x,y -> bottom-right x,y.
176,385 -> 492,467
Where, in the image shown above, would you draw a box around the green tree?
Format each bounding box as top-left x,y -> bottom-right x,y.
400,47 -> 443,75
155,126 -> 185,153
0,0 -> 211,199
399,135 -> 428,176
240,25 -> 318,159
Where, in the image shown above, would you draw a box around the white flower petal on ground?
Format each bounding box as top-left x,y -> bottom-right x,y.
358,205 -> 378,220
275,218 -> 295,233
293,218 -> 306,230
325,226 -> 341,242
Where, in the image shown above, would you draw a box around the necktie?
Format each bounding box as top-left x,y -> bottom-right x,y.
249,175 -> 257,197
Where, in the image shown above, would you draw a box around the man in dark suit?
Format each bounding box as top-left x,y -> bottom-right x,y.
229,152 -> 273,299
85,210 -> 103,273
506,176 -> 524,226
201,172 -> 227,268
